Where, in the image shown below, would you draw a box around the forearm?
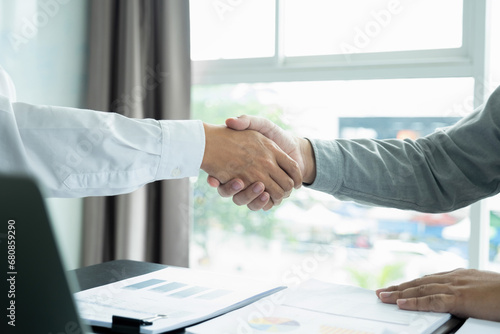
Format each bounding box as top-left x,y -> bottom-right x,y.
306,87 -> 500,212
3,98 -> 204,197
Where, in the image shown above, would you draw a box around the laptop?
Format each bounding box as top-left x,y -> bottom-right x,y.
0,174 -> 91,334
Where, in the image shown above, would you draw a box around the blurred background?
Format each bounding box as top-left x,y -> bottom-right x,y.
1,0 -> 500,290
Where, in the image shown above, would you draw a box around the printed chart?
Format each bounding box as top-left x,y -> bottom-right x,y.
249,317 -> 300,332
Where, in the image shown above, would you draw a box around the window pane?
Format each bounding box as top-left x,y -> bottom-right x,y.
488,0 -> 500,273
189,0 -> 275,60
284,0 -> 463,57
490,0 -> 500,88
191,78 -> 474,287
489,196 -> 500,272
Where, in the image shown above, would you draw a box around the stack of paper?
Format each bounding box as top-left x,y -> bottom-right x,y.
74,267 -> 284,334
186,279 -> 450,334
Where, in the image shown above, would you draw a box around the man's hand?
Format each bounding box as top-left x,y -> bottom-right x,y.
376,268 -> 500,321
207,116 -> 317,211
201,123 -> 302,207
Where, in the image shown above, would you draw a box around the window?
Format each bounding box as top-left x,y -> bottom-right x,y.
488,0 -> 500,272
190,0 -> 493,287
189,0 -> 275,60
283,0 -> 463,56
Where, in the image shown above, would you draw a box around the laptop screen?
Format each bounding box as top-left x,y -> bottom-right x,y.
0,175 -> 89,334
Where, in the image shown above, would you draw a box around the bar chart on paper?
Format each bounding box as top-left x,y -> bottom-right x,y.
248,317 -> 300,332
247,317 -> 374,334
186,279 -> 450,334
75,267 -> 284,334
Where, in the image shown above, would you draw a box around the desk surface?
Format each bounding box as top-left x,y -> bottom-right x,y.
71,260 -> 465,334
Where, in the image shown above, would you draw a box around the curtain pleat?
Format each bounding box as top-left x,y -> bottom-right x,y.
81,0 -> 191,267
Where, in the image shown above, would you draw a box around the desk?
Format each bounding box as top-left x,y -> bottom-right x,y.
71,260 -> 465,334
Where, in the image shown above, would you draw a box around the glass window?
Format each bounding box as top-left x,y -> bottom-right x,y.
189,0 -> 276,60
283,0 -> 463,57
191,78 -> 474,288
487,0 -> 500,272
489,197 -> 500,272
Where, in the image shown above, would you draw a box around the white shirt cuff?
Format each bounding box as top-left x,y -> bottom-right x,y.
156,120 -> 205,180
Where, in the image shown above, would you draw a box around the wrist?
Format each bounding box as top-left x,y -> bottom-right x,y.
201,122 -> 215,173
299,137 -> 316,184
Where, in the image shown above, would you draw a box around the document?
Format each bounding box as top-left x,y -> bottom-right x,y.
74,267 -> 284,334
187,279 -> 450,334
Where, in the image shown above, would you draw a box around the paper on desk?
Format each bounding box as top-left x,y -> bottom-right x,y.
455,318 -> 500,333
187,296 -> 391,334
283,279 -> 412,324
187,279 -> 450,334
74,267 -> 284,334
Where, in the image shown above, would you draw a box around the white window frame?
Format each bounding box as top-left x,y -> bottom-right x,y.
191,0 -> 492,269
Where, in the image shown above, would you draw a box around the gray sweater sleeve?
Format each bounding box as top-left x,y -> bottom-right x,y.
306,86 -> 500,213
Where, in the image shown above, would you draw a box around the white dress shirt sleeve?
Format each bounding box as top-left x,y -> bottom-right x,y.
0,66 -> 17,102
0,95 -> 205,197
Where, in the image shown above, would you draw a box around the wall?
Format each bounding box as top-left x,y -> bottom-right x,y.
0,0 -> 89,269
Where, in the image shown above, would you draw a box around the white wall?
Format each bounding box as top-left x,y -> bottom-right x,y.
0,0 -> 89,269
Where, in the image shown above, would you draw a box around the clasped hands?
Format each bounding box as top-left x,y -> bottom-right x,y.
201,117 -> 500,322
201,115 -> 316,211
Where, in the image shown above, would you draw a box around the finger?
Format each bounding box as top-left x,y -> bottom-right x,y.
232,182 -> 265,206
376,268 -> 467,298
225,116 -> 251,131
262,147 -> 298,201
216,179 -> 244,198
264,173 -> 291,206
275,148 -> 302,188
247,192 -> 271,211
397,294 -> 455,313
377,274 -> 456,297
263,198 -> 274,211
226,115 -> 280,139
207,175 -> 221,188
379,284 -> 451,304
254,166 -> 289,206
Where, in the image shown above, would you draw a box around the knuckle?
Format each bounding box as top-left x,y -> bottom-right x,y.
427,295 -> 446,312
217,187 -> 231,198
232,197 -> 244,206
417,284 -> 427,295
262,159 -> 275,170
274,187 -> 285,199
393,290 -> 403,300
247,204 -> 260,211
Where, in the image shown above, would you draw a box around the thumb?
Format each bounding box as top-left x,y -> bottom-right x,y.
207,175 -> 221,188
226,115 -> 277,138
225,115 -> 251,131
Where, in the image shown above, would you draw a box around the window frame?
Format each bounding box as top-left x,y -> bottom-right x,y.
191,0 -> 492,269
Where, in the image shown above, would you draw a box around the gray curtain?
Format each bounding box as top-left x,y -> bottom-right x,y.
82,0 -> 191,267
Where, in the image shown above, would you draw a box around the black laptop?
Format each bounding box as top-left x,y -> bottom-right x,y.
0,174 -> 90,334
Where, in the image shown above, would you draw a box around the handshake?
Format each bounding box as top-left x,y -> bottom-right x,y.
201,115 -> 316,211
